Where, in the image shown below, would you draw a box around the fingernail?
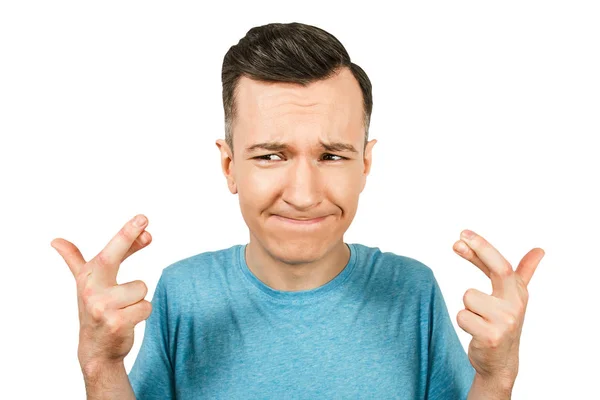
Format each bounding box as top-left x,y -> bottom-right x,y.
134,215 -> 146,227
456,242 -> 468,254
462,229 -> 475,239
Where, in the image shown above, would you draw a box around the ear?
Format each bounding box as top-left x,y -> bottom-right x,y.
215,139 -> 237,194
360,139 -> 377,193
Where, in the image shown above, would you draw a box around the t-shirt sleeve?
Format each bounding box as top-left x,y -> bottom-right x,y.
127,272 -> 175,399
425,273 -> 476,400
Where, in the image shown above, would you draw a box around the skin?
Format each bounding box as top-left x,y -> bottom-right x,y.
51,215 -> 153,398
51,66 -> 545,399
213,65 -> 547,396
215,67 -> 377,291
453,229 -> 545,398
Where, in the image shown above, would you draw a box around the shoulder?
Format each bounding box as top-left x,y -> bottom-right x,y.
158,244 -> 240,284
351,244 -> 444,323
354,243 -> 435,279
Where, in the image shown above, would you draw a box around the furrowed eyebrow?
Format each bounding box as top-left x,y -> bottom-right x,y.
245,140 -> 358,154
320,141 -> 358,153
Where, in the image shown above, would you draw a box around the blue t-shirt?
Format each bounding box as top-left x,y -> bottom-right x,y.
128,243 -> 475,399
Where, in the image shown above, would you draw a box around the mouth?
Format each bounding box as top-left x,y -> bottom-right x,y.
272,215 -> 329,225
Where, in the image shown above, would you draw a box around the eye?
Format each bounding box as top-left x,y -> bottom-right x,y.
322,153 -> 346,161
254,154 -> 283,161
253,153 -> 347,162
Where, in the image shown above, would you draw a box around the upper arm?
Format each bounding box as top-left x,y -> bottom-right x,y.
425,274 -> 475,400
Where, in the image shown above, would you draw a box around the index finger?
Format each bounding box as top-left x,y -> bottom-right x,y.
89,214 -> 148,287
460,229 -> 518,299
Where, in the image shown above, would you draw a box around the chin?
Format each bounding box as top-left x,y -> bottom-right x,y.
266,235 -> 335,265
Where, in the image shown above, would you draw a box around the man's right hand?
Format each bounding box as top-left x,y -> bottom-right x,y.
51,214 -> 153,373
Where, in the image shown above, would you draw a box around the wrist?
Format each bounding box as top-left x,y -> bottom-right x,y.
473,373 -> 514,398
81,359 -> 125,379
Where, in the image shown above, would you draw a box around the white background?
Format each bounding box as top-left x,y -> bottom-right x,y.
1,1 -> 598,398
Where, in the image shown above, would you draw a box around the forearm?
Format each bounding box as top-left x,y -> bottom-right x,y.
82,361 -> 136,400
467,373 -> 513,400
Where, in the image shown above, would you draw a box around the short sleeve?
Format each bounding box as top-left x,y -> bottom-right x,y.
128,273 -> 175,399
426,274 -> 476,400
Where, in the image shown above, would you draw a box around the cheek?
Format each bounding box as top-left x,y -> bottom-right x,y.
327,170 -> 362,202
250,172 -> 278,192
237,169 -> 277,210
332,170 -> 362,190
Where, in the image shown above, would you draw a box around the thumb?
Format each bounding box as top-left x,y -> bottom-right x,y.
51,238 -> 86,278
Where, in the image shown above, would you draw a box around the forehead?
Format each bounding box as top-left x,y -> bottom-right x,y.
233,68 -> 364,148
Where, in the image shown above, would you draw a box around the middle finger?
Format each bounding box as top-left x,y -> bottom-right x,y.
90,215 -> 149,286
123,230 -> 152,261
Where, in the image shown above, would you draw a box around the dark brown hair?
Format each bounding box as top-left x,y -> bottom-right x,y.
221,22 -> 373,157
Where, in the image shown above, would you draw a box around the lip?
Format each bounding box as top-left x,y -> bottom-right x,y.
272,215 -> 329,225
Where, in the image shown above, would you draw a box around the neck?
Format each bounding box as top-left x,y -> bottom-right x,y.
245,237 -> 350,292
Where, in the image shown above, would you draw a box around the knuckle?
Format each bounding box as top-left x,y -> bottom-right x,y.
499,264 -> 513,278
117,226 -> 133,241
104,313 -> 124,335
505,315 -> 518,330
80,285 -> 95,301
137,231 -> 150,245
463,289 -> 475,303
96,251 -> 111,267
125,219 -> 142,237
471,236 -> 484,248
486,332 -> 502,348
136,280 -> 148,297
88,300 -> 106,322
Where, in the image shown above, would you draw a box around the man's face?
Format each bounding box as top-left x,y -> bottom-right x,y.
216,67 -> 376,264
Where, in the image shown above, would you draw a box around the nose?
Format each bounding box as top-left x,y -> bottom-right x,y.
281,157 -> 323,211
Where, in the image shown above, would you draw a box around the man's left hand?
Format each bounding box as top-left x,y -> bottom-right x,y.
453,229 -> 545,389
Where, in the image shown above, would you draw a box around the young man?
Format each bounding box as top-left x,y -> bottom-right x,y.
53,22 -> 544,399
